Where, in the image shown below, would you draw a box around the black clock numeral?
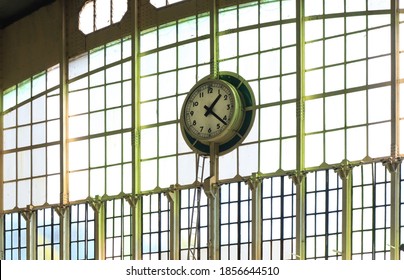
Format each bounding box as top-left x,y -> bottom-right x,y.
190,111 -> 194,116
223,115 -> 228,121
199,92 -> 204,98
208,128 -> 212,133
224,95 -> 228,100
208,87 -> 213,93
193,101 -> 199,107
193,120 -> 197,126
227,104 -> 231,110
200,126 -> 204,132
217,123 -> 221,129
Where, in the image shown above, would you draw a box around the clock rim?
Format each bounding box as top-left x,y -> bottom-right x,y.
182,79 -> 242,143
180,72 -> 256,156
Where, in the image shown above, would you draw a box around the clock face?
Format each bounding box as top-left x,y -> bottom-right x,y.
183,80 -> 240,143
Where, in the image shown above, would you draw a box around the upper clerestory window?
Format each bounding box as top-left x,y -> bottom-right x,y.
79,0 -> 128,35
150,0 -> 187,9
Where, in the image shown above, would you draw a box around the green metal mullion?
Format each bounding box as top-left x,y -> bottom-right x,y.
343,0 -> 348,161
371,163 -> 377,259
280,176 -> 285,259
131,0 -> 142,260
0,30 -> 4,260
335,159 -> 353,260
388,0 -> 402,261
211,0 -> 219,78
121,199 -> 126,259
365,5 -> 370,158
120,41 -> 125,196
321,0 -> 326,166
294,0 -> 307,261
248,172 -> 262,260
237,183 -> 241,260
60,0 -> 70,261
279,6 -> 284,171
325,170 -> 330,259
0,215 -> 5,260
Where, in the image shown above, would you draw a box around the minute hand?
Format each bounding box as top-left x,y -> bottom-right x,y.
204,93 -> 222,117
204,105 -> 227,125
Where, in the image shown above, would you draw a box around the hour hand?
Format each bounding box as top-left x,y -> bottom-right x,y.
204,105 -> 227,125
204,93 -> 222,117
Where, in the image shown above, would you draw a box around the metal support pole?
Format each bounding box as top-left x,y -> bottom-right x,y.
210,0 -> 219,78
290,172 -> 306,260
0,25 -> 4,261
125,194 -> 141,260
60,0 -> 69,206
383,158 -> 402,260
22,207 -> 36,260
89,196 -> 105,260
54,206 -> 70,260
203,142 -> 220,260
0,214 -> 3,259
391,0 -> 400,159
389,0 -> 402,261
335,160 -> 353,260
248,172 -> 263,260
58,0 -> 69,260
294,0 -> 306,261
167,185 -> 181,260
296,0 -> 305,172
131,0 -> 142,260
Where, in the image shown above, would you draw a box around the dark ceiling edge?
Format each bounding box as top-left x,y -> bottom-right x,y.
0,0 -> 56,29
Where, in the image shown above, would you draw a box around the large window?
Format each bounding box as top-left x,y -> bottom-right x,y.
142,193 -> 170,260
68,37 -> 132,201
304,2 -> 392,167
218,1 -> 297,177
106,198 -> 132,259
1,0 -> 403,261
70,203 -> 95,260
4,213 -> 27,260
220,182 -> 252,260
2,65 -> 61,211
262,176 -> 296,260
352,163 -> 391,260
36,208 -> 60,260
180,188 -> 208,260
306,170 -> 342,259
139,13 -> 211,191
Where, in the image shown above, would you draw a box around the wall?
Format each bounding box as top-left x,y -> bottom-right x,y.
1,1 -> 62,90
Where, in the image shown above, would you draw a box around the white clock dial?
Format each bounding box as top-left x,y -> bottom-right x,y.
182,80 -> 241,143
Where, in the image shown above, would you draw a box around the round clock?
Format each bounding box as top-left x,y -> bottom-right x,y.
182,79 -> 242,143
180,72 -> 256,155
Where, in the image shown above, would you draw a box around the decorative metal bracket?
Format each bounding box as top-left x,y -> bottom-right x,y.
382,157 -> 402,173
334,159 -> 354,180
124,194 -> 139,208
288,171 -> 307,186
54,205 -> 67,218
21,205 -> 34,221
203,176 -> 220,199
247,172 -> 263,191
88,196 -> 104,213
166,184 -> 181,203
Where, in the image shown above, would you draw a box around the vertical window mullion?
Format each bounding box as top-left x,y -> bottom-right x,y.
280,177 -> 284,260
325,170 -> 329,260
372,163 -> 376,259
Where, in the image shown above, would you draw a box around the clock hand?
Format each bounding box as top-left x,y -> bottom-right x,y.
204,93 -> 222,117
204,105 -> 227,125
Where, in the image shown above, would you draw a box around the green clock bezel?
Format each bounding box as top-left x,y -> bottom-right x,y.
180,72 -> 256,156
